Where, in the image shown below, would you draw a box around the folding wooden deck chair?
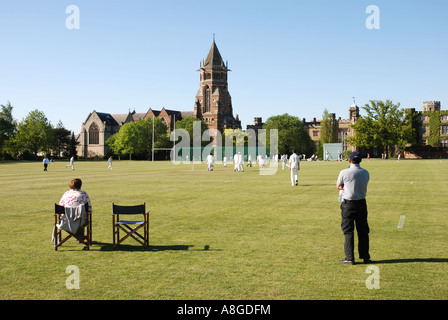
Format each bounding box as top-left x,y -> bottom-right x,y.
53,203 -> 92,251
112,202 -> 149,249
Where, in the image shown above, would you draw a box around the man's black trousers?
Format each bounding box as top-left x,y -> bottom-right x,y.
340,199 -> 370,262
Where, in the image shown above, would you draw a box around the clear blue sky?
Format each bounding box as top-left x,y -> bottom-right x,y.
1,0 -> 447,133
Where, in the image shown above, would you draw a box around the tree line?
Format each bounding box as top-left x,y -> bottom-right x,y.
1,99 -> 416,161
0,102 -> 77,160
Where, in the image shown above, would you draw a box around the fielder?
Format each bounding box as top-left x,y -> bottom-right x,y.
66,156 -> 74,170
289,149 -> 300,186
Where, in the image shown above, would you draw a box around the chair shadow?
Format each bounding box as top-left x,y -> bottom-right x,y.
91,241 -> 223,252
371,258 -> 448,264
92,241 -> 195,252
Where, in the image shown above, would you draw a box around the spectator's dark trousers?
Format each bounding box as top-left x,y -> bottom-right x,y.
340,199 -> 370,262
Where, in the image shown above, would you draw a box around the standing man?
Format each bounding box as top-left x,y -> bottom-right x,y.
247,154 -> 252,167
206,153 -> 214,171
66,156 -> 74,170
289,149 -> 300,186
237,152 -> 244,172
108,156 -> 113,169
43,156 -> 50,171
336,151 -> 371,265
233,153 -> 239,172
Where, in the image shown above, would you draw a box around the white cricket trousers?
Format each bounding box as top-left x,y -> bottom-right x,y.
291,167 -> 298,185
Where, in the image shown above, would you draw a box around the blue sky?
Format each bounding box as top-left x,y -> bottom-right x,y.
1,0 -> 447,133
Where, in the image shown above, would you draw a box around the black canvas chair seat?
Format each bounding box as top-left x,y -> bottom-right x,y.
53,203 -> 92,251
112,202 -> 149,249
117,220 -> 144,225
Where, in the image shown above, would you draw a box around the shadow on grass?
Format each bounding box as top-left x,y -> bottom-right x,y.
92,241 -> 219,252
371,258 -> 448,264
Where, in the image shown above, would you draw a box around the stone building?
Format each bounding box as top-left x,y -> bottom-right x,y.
76,41 -> 240,157
76,110 -> 145,157
302,101 -> 360,153
407,101 -> 448,151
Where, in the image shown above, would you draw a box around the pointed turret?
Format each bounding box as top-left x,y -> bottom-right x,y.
203,41 -> 228,70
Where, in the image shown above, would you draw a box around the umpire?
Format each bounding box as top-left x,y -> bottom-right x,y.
336,151 -> 371,265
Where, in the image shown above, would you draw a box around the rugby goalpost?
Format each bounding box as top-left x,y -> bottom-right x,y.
323,143 -> 343,161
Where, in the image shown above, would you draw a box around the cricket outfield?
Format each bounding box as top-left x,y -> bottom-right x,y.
0,158 -> 447,300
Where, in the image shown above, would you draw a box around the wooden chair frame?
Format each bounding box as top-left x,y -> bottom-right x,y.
112,202 -> 149,249
54,203 -> 92,251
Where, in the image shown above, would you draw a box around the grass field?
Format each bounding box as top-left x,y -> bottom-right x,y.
0,158 -> 447,300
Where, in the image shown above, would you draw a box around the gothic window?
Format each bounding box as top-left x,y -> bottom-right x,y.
204,86 -> 211,113
89,123 -> 99,145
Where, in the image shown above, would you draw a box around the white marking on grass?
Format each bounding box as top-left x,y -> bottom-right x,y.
397,215 -> 405,229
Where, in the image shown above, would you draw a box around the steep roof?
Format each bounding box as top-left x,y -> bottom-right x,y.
111,113 -> 132,126
95,112 -> 119,126
203,41 -> 227,70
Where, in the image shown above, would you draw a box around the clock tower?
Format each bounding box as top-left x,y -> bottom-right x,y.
194,40 -> 241,132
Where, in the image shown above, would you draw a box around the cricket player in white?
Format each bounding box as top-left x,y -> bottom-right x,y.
238,152 -> 244,172
233,153 -> 239,171
206,154 -> 214,171
289,149 -> 300,186
66,156 -> 74,170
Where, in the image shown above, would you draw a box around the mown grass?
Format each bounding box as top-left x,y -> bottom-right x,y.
0,158 -> 447,300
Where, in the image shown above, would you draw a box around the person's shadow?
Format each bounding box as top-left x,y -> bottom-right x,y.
370,258 -> 448,264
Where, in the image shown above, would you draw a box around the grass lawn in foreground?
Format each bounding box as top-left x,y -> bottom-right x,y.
0,158 -> 447,299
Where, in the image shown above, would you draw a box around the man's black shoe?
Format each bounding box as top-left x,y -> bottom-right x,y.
339,259 -> 354,265
363,259 -> 372,264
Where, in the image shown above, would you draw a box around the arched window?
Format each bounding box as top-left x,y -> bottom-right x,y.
204,85 -> 211,113
89,123 -> 99,145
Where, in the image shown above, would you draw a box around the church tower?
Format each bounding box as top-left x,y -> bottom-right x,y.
194,40 -> 241,132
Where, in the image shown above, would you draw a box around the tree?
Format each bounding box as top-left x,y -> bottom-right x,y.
347,100 -> 415,157
0,101 -> 17,158
174,117 -> 209,147
106,121 -> 140,160
317,108 -> 338,158
52,121 -> 72,158
106,117 -> 169,160
262,114 -> 313,155
12,109 -> 53,157
135,117 -> 170,157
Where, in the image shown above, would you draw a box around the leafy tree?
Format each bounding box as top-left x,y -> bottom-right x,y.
106,117 -> 169,160
174,117 -> 209,147
262,113 -> 313,155
135,117 -> 170,156
107,121 -> 139,160
317,108 -> 338,158
222,128 -> 251,147
347,100 -> 414,157
0,101 -> 17,157
12,109 -> 53,157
